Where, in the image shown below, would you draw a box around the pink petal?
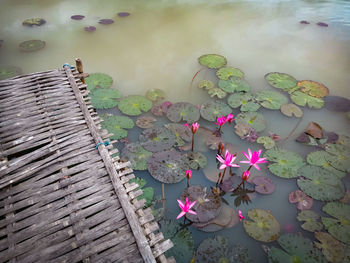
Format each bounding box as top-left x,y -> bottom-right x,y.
240,160 -> 250,164
188,210 -> 197,215
253,163 -> 261,171
219,164 -> 227,170
242,151 -> 250,160
176,211 -> 186,219
177,199 -> 184,209
216,154 -> 225,163
188,200 -> 196,209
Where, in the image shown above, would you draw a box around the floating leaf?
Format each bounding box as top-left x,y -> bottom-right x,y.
160,220 -> 194,263
184,152 -> 208,170
290,91 -> 325,109
70,15 -> 85,20
19,40 -> 45,52
22,18 -> 46,26
166,102 -> 200,123
289,190 -> 314,210
147,149 -> 189,183
314,232 -> 346,263
298,80 -> 329,98
306,151 -> 346,178
129,177 -> 154,206
243,209 -> 280,242
118,12 -> 130,17
146,88 -> 165,102
135,116 -> 156,129
216,67 -> 244,80
165,123 -> 192,147
101,114 -> 134,140
297,165 -> 345,201
227,92 -> 260,112
235,112 -> 266,132
234,123 -> 252,138
317,22 -> 329,27
324,96 -> 350,112
322,202 -> 350,245
121,142 -> 152,170
257,136 -> 275,149
0,66 -> 22,80
256,90 -> 288,110
99,19 -> 114,24
200,100 -> 232,121
198,54 -> 227,69
306,122 -> 323,139
118,95 -> 152,116
198,80 -> 214,90
180,185 -> 222,223
297,210 -> 323,232
90,88 -> 121,109
139,127 -> 176,152
84,26 -> 96,32
264,148 -> 305,178
151,101 -> 172,116
207,87 -> 227,99
220,175 -> 255,193
280,103 -> 303,117
324,143 -> 350,173
85,73 -> 113,91
251,176 -> 276,194
268,234 -> 327,263
265,72 -> 298,91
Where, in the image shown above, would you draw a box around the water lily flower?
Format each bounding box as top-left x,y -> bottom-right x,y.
176,197 -> 197,219
240,148 -> 267,171
238,210 -> 245,221
225,113 -> 234,124
216,150 -> 240,170
242,170 -> 250,181
185,122 -> 200,151
186,169 -> 192,187
215,115 -> 226,127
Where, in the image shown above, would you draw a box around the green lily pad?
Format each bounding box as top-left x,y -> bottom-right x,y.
324,143 -> 350,173
196,236 -> 252,263
243,209 -> 280,242
265,72 -> 298,91
118,95 -> 152,116
314,232 -> 346,263
207,87 -> 227,99
165,123 -> 192,147
90,88 -> 121,109
306,151 -> 346,178
101,114 -> 134,140
218,77 -> 251,94
235,112 -> 266,132
322,202 -> 350,245
256,90 -> 288,110
85,73 -> 113,91
280,103 -> 303,118
297,210 -> 323,232
19,39 -> 46,52
290,91 -> 325,109
257,136 -> 275,149
184,152 -> 208,170
297,165 -> 345,201
146,88 -> 165,102
216,67 -> 244,80
22,18 -> 46,26
198,54 -> 227,69
200,100 -> 232,121
147,149 -> 189,183
166,102 -> 200,123
139,127 -> 176,152
268,234 -> 327,263
198,80 -> 214,90
121,142 -> 152,170
227,92 -> 260,112
264,148 -> 305,178
0,66 -> 22,80
297,80 -> 329,98
129,177 -> 154,207
160,220 -> 194,263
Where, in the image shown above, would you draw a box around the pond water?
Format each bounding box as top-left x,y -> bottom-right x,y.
1,0 -> 350,262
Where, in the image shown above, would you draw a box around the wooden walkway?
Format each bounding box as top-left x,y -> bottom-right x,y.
0,65 -> 174,263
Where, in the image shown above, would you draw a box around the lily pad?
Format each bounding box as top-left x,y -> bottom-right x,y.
146,88 -> 165,102
165,123 -> 192,147
297,210 -> 323,232
135,116 -> 156,129
160,220 -> 194,263
243,209 -> 280,242
121,142 -> 152,170
198,54 -> 227,69
129,177 -> 154,206
184,152 -> 208,170
234,123 -> 252,138
151,101 -> 172,116
99,19 -> 114,24
85,73 -> 113,91
306,122 -> 323,139
216,67 -> 244,80
166,102 -> 200,123
101,114 -> 134,140
118,12 -> 130,17
324,96 -> 350,112
265,72 -> 298,91
219,77 -> 252,93
22,18 -> 46,26
317,22 -> 328,27
207,87 -> 227,99
200,100 -> 232,121
198,80 -> 214,90
235,112 -> 266,132
268,234 -> 327,263
297,165 -> 345,201
324,143 -> 350,173
290,91 -> 325,109
180,185 -> 222,223
220,174 -> 255,193
314,232 -> 346,263
147,149 -> 189,183
0,66 -> 22,80
257,136 -> 275,149
84,26 -> 96,32
280,103 -> 303,117
306,151 -> 346,179
256,90 -> 288,110
71,15 -> 85,20
139,127 -> 176,152
118,95 -> 152,116
227,92 -> 260,112
322,202 -> 350,245
90,88 -> 121,109
19,40 -> 45,52
297,80 -> 329,98
251,176 -> 276,194
289,190 -> 314,210
264,148 -> 305,178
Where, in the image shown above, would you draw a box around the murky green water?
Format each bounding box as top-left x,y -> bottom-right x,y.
1,0 -> 350,262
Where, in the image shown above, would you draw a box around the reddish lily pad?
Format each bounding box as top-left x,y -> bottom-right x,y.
139,127 -> 176,152
200,100 -> 232,122
298,80 -> 329,98
151,101 -> 172,116
324,96 -> 350,112
306,122 -> 323,139
135,116 -> 156,129
166,102 -> 200,123
118,12 -> 130,17
198,54 -> 227,69
99,19 -> 114,24
84,26 -> 96,32
70,15 -> 85,20
252,176 -> 276,195
289,190 -> 314,210
297,210 -> 323,232
280,103 -> 303,117
317,22 -> 328,27
19,40 -> 45,52
300,20 -> 310,24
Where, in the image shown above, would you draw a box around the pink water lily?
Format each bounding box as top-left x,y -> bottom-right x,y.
240,148 -> 267,171
185,170 -> 192,187
242,170 -> 250,181
238,210 -> 245,221
216,150 -> 240,170
176,197 -> 197,219
226,113 -> 234,124
185,122 -> 200,151
215,115 -> 226,127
